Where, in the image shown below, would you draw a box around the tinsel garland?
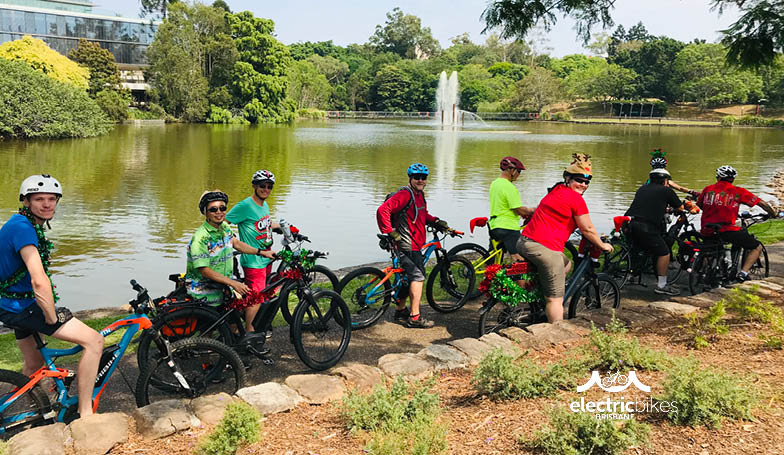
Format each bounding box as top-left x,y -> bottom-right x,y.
0,208 -> 58,302
277,249 -> 316,271
227,268 -> 303,310
478,262 -> 542,307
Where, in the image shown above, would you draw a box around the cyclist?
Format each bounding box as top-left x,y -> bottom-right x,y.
0,175 -> 104,418
489,156 -> 536,261
648,149 -> 699,196
226,170 -> 280,334
185,190 -> 275,308
517,154 -> 613,322
376,163 -> 452,328
625,168 -> 684,296
697,166 -> 777,282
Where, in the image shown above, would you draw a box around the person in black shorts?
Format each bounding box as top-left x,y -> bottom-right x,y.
0,175 -> 104,418
625,168 -> 684,296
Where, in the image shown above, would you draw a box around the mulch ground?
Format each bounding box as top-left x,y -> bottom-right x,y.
105,292 -> 784,455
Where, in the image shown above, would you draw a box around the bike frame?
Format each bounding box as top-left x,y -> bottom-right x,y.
0,314 -> 152,429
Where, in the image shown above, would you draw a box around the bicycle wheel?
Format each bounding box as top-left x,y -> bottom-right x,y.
280,265 -> 339,325
688,252 -> 713,295
477,298 -> 535,337
602,244 -> 631,288
291,289 -> 352,371
337,267 -> 392,330
426,255 -> 476,313
135,337 -> 246,407
567,274 -> 621,319
136,304 -> 233,376
0,370 -> 52,439
447,243 -> 490,299
744,245 -> 769,280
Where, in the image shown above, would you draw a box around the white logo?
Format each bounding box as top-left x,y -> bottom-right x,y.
576,370 -> 650,393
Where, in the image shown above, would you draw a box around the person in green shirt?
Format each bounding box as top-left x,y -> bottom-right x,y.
488,156 -> 536,261
226,170 -> 281,333
186,191 -> 275,314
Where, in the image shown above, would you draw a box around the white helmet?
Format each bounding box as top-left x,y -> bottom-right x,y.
649,168 -> 671,180
716,165 -> 737,180
251,169 -> 275,184
19,174 -> 62,201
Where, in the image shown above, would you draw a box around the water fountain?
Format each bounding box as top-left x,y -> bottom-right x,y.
436,71 -> 459,125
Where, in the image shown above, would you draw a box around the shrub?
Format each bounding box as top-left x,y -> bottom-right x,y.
551,111 -> 572,121
721,115 -> 784,127
207,105 -> 250,124
68,39 -> 120,96
472,349 -> 586,400
95,89 -> 130,122
685,300 -> 729,349
0,58 -> 111,139
0,36 -> 89,89
583,316 -> 667,371
723,287 -> 784,326
522,407 -> 650,455
199,401 -> 261,455
720,115 -> 738,126
658,357 -> 758,429
297,108 -> 327,120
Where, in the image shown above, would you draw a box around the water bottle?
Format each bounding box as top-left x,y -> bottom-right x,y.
279,219 -> 293,245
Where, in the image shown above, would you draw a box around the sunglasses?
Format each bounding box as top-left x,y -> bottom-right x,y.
207,205 -> 228,213
256,183 -> 274,190
410,174 -> 428,181
572,177 -> 591,185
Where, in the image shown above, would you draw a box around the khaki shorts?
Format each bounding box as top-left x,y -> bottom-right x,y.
516,237 -> 570,298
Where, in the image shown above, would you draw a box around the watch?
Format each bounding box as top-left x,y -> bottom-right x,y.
255,248 -> 261,256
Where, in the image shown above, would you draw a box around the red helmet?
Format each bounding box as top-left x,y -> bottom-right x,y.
500,156 -> 525,171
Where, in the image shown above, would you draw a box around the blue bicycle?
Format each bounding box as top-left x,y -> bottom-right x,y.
0,280 -> 246,438
337,227 -> 475,329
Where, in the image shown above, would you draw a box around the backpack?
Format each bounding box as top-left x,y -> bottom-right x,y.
384,186 -> 422,227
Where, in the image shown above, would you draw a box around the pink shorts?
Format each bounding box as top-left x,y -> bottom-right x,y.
244,265 -> 273,297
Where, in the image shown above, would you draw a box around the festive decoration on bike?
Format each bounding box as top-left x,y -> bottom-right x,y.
0,207 -> 58,302
277,249 -> 316,271
478,262 -> 542,307
227,268 -> 304,311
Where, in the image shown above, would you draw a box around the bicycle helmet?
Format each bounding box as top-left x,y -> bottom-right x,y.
649,168 -> 671,180
198,190 -> 229,214
500,156 -> 525,171
649,148 -> 668,169
716,165 -> 737,180
251,169 -> 275,184
19,174 -> 62,201
407,163 -> 429,177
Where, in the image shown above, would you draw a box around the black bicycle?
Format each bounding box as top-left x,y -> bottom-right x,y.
136,223 -> 351,372
687,212 -> 772,295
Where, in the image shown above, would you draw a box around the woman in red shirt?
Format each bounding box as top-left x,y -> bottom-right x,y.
518,154 -> 613,322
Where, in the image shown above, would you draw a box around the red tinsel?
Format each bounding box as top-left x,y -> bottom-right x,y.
227,268 -> 304,310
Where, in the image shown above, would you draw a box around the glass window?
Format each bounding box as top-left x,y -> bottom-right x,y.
1,9 -> 10,32
12,10 -> 24,33
0,33 -> 11,44
128,23 -> 140,42
106,20 -> 120,41
46,14 -> 57,35
56,15 -> 65,35
74,16 -> 85,37
85,17 -> 95,39
65,16 -> 75,36
33,12 -> 46,35
119,22 -> 130,42
94,19 -> 103,40
24,11 -> 35,33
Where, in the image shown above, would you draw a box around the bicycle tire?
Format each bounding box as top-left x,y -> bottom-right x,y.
136,304 -> 233,377
0,369 -> 52,439
688,252 -> 712,295
478,298 -> 537,337
447,243 -> 490,299
135,337 -> 246,407
337,266 -> 392,330
426,255 -> 476,313
291,289 -> 352,371
602,245 -> 631,288
280,265 -> 340,325
567,274 -> 621,319
744,244 -> 769,280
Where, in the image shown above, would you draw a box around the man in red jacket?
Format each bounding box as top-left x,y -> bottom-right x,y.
377,163 -> 451,328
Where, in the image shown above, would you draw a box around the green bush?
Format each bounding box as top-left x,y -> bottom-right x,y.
685,300 -> 729,349
724,287 -> 784,326
551,111 -> 572,121
721,114 -> 784,127
0,58 -> 112,139
522,407 -> 650,455
206,105 -> 250,124
95,89 -> 130,122
199,401 -> 261,455
472,349 -> 585,400
364,417 -> 448,455
583,316 -> 667,371
658,357 -> 758,429
296,108 -> 327,119
720,115 -> 738,126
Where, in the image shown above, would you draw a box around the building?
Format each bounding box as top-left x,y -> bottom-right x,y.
0,0 -> 157,85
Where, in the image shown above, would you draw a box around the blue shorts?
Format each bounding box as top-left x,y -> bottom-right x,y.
0,304 -> 66,340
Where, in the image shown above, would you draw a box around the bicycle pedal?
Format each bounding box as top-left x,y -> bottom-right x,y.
260,356 -> 274,366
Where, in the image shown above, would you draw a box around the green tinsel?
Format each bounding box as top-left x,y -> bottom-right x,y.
488,269 -> 542,307
0,207 -> 58,302
277,248 -> 316,271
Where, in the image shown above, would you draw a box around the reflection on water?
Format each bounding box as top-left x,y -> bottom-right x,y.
0,121 -> 782,310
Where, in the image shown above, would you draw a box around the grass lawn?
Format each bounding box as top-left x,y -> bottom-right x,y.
749,219 -> 784,245
571,117 -> 720,126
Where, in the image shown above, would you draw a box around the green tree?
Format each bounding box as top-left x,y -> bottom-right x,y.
589,63 -> 639,101
715,0 -> 784,67
485,33 -> 532,64
370,60 -> 436,111
509,67 -> 564,112
287,60 -> 331,109
67,39 -> 120,96
0,36 -> 89,89
141,0 -> 179,19
550,54 -> 597,79
94,89 -> 131,121
306,54 -> 349,84
369,8 -> 441,59
488,61 -> 529,80
611,37 -> 684,101
586,32 -> 611,57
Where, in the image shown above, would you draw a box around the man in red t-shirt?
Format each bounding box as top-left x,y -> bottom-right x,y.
377,163 -> 452,328
697,165 -> 776,281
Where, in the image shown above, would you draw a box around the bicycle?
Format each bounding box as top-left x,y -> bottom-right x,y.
446,216 -> 506,299
136,222 -> 352,372
478,237 -> 620,336
602,199 -> 702,289
687,212 -> 772,295
0,280 -> 246,437
337,227 -> 475,330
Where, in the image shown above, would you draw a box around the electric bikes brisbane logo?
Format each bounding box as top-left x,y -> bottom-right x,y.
570,371 -> 676,420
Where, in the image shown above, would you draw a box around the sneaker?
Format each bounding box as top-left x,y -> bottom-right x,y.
405,315 -> 434,329
736,272 -> 750,283
265,329 -> 273,339
654,284 -> 680,296
394,307 -> 410,321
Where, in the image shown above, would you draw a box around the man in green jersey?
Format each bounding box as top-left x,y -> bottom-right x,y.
186,191 -> 275,322
488,156 -> 536,261
226,170 -> 281,333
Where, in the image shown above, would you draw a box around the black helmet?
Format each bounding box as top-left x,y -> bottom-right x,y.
199,190 -> 228,214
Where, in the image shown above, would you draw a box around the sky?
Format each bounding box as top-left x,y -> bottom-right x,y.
93,0 -> 741,57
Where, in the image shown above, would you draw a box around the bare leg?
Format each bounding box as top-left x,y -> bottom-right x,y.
741,244 -> 762,273
244,304 -> 261,332
510,253 -> 524,262
16,336 -> 44,377
545,297 -> 564,322
51,319 -> 104,417
409,281 -> 424,315
655,254 -> 670,276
